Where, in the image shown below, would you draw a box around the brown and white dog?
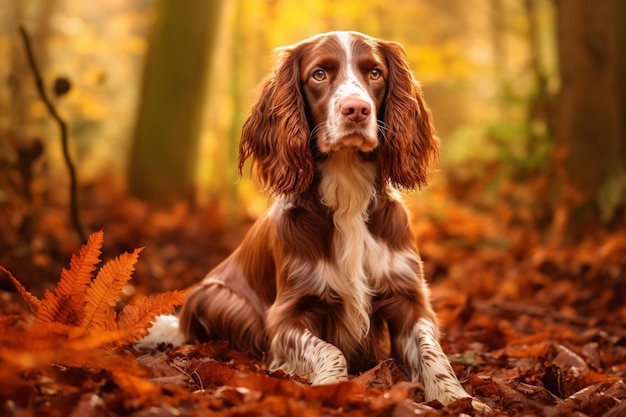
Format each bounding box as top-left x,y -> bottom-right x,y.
167,31 -> 488,412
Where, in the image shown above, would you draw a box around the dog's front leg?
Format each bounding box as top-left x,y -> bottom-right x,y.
397,318 -> 473,402
395,317 -> 492,414
268,328 -> 348,385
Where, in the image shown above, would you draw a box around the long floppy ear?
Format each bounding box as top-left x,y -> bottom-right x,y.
378,41 -> 440,190
238,46 -> 314,196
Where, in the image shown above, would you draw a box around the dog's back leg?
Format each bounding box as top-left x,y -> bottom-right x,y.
180,280 -> 267,357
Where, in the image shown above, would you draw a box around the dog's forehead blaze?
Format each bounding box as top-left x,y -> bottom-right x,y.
295,32 -> 385,77
297,34 -> 346,76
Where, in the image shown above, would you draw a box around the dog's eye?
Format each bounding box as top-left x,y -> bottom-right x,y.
312,69 -> 326,81
370,68 -> 382,80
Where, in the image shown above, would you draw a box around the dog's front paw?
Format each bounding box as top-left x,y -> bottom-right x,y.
441,396 -> 493,417
308,352 -> 348,385
470,397 -> 493,416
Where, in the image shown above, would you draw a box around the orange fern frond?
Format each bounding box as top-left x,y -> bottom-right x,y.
79,247 -> 142,332
37,231 -> 103,325
67,327 -> 139,350
115,289 -> 189,346
54,230 -> 104,325
0,266 -> 41,313
37,291 -> 72,327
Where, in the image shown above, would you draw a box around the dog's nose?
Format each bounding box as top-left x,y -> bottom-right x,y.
340,98 -> 371,122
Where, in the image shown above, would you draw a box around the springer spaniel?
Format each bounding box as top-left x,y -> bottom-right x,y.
178,31 -> 489,413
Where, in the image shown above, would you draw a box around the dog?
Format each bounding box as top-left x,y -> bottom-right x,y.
166,31 -> 489,413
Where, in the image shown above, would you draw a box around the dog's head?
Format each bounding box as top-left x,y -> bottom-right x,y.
239,31 -> 439,196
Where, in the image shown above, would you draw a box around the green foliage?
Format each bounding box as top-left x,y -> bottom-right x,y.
487,120 -> 553,179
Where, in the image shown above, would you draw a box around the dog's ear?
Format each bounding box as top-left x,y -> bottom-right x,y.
238,46 -> 314,196
378,41 -> 439,189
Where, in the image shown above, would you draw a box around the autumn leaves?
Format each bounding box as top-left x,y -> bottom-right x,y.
0,230 -> 187,404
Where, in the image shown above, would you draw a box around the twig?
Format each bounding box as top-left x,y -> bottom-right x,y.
19,25 -> 86,243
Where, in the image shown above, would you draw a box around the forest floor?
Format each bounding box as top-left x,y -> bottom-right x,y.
1,174 -> 625,417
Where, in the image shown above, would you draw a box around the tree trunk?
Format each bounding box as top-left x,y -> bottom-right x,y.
129,0 -> 223,205
554,0 -> 626,226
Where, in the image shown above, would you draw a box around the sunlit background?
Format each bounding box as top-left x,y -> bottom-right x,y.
1,0 -> 557,216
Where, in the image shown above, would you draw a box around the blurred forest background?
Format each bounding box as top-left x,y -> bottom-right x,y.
3,2 -> 626,414
1,0 -> 625,296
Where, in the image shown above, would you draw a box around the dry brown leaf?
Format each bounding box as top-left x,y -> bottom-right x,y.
137,352 -> 184,379
603,401 -> 626,417
301,380 -> 369,410
369,381 -> 423,413
351,360 -> 395,391
551,343 -> 589,375
110,371 -> 161,404
555,382 -> 607,414
188,358 -> 238,388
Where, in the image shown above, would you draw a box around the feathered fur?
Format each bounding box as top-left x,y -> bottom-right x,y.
179,31 -> 490,414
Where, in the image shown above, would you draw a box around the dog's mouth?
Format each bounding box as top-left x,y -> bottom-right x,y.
319,134 -> 378,153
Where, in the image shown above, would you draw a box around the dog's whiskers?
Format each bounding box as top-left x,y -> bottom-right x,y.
377,120 -> 392,141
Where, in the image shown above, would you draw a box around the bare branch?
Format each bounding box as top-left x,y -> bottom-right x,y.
19,25 -> 86,243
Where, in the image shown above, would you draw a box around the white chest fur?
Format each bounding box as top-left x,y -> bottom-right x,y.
317,150 -> 382,345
